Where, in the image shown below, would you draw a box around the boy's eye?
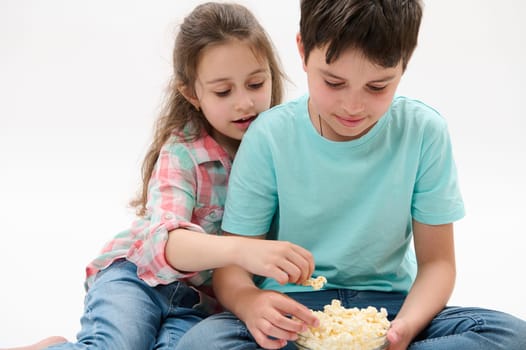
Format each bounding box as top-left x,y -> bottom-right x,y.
367,85 -> 386,92
325,80 -> 345,88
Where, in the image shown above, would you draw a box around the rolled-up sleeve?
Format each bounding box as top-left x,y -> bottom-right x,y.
127,143 -> 207,286
85,134 -> 229,291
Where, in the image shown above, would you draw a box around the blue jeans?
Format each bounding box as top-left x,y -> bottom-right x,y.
175,289 -> 526,349
47,259 -> 208,350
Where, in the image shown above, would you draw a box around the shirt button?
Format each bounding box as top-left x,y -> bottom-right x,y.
164,213 -> 174,220
209,211 -> 217,219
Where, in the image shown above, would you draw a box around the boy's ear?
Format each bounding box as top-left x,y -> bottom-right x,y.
296,33 -> 307,72
178,84 -> 201,111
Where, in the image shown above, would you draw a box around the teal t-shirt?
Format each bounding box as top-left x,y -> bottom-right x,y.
222,94 -> 465,293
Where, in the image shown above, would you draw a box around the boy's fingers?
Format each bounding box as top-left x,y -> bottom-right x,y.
252,328 -> 287,349
276,298 -> 319,328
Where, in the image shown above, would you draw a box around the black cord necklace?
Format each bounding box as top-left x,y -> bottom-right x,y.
318,114 -> 324,137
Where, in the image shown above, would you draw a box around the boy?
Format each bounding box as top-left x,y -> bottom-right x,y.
175,1 -> 526,349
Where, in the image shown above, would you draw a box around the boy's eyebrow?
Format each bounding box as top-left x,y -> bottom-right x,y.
204,68 -> 269,85
321,69 -> 397,83
369,75 -> 397,83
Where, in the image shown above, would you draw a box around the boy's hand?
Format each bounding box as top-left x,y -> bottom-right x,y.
236,237 -> 315,285
237,288 -> 319,349
386,318 -> 412,350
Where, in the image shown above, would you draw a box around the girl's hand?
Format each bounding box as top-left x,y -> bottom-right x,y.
237,288 -> 319,349
236,237 -> 315,285
386,318 -> 412,350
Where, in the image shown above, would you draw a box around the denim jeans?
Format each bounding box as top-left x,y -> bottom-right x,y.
175,289 -> 526,350
47,259 -> 208,350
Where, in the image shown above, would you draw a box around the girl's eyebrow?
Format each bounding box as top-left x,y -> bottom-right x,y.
203,68 -> 269,85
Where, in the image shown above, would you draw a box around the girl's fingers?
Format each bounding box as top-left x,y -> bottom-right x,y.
277,259 -> 302,284
288,245 -> 315,282
266,266 -> 290,285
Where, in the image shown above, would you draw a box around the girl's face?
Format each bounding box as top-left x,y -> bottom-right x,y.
298,35 -> 403,142
192,39 -> 272,152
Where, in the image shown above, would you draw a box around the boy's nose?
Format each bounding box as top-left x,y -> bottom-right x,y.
342,91 -> 365,115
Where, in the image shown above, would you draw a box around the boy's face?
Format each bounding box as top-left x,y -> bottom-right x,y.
298,35 -> 403,142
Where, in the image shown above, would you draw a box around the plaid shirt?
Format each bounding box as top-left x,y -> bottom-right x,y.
85,129 -> 231,313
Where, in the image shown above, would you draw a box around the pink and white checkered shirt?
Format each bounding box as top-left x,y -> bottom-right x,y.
85,129 -> 231,312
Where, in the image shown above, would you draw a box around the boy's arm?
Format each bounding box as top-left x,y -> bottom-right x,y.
387,221 -> 456,349
213,234 -> 318,349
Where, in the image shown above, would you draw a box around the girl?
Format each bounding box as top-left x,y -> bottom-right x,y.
10,2 -> 313,350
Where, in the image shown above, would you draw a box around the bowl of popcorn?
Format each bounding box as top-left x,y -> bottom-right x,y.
294,299 -> 390,350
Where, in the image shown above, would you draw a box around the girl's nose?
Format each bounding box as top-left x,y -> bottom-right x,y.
235,91 -> 255,111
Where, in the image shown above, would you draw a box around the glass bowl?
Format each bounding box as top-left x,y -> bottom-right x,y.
294,334 -> 389,350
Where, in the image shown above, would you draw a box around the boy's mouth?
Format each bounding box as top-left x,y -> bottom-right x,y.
337,115 -> 365,128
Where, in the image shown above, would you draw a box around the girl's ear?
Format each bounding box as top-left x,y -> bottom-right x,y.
178,84 -> 201,111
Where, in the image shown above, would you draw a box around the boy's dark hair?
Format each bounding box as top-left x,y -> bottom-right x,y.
299,0 -> 423,70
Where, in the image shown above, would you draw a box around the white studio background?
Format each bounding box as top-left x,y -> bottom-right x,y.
1,0 -> 525,346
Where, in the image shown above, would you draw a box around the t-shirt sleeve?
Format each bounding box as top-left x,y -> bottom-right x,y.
222,123 -> 278,235
411,116 -> 465,225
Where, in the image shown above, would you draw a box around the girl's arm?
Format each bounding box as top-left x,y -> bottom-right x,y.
387,221 -> 456,349
166,232 -> 315,284
165,229 -> 244,272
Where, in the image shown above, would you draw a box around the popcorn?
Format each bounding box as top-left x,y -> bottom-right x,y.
302,276 -> 327,290
296,300 -> 390,350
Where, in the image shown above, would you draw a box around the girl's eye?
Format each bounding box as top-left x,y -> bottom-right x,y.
248,81 -> 265,90
367,85 -> 387,92
325,80 -> 344,88
215,89 -> 231,97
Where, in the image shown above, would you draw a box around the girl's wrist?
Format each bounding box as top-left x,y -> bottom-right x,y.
223,235 -> 245,267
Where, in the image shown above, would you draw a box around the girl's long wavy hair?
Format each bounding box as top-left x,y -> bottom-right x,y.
131,2 -> 285,216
